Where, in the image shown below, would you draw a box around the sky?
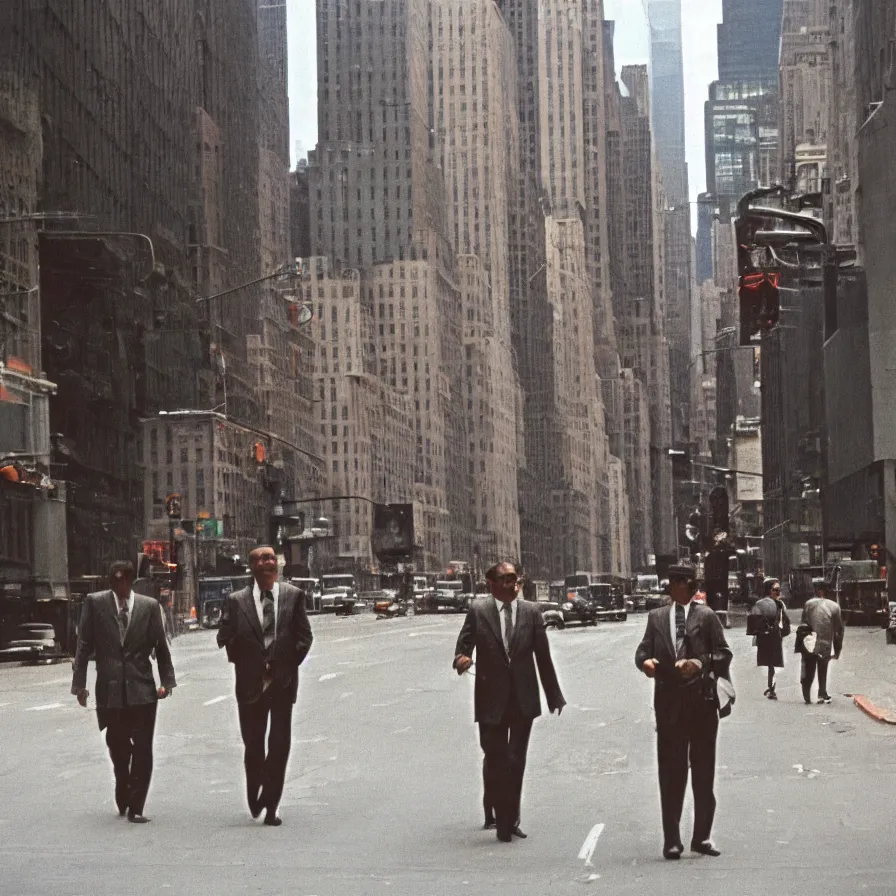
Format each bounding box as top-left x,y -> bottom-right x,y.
287,0 -> 723,203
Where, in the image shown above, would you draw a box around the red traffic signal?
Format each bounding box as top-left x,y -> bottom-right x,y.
739,271 -> 781,338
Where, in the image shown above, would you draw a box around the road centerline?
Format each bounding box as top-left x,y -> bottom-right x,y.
578,823 -> 605,866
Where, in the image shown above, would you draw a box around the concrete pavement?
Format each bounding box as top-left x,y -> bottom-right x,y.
0,610 -> 894,895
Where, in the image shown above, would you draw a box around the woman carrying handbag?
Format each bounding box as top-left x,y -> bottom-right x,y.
748,578 -> 791,700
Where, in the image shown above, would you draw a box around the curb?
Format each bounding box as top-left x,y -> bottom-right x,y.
852,694 -> 896,725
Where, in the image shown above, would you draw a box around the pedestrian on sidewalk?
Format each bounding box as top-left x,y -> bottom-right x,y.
798,585 -> 843,705
453,560 -> 566,843
70,560 -> 176,823
750,578 -> 791,700
635,561 -> 733,860
217,545 -> 314,826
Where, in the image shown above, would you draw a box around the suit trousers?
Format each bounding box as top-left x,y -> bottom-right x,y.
801,654 -> 830,701
478,693 -> 533,835
656,696 -> 719,848
237,686 -> 294,812
102,702 -> 158,815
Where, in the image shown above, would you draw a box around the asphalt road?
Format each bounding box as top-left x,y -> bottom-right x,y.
1,610 -> 894,896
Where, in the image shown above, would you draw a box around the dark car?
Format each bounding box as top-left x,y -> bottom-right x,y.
0,623 -> 62,664
587,583 -> 627,621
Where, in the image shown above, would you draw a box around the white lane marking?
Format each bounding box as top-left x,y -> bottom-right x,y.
318,673 -> 341,682
26,702 -> 63,712
578,823 -> 605,866
203,695 -> 229,706
0,702 -> 11,708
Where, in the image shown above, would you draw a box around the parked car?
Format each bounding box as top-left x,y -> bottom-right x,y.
0,623 -> 62,664
320,586 -> 355,614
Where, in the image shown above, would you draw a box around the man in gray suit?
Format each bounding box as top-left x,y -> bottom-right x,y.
635,562 -> 732,860
800,587 -> 844,704
71,560 -> 176,823
454,561 -> 566,843
217,545 -> 314,826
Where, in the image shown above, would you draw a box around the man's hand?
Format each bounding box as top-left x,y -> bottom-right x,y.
551,705 -> 563,716
157,687 -> 170,699
641,658 -> 658,678
76,689 -> 89,708
675,658 -> 703,679
454,655 -> 472,674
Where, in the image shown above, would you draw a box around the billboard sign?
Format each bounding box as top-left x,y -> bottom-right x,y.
371,503 -> 414,559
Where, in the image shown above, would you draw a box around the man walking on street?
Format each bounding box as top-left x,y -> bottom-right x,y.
799,586 -> 844,705
217,545 -> 314,825
454,561 -> 566,843
71,560 -> 176,823
635,562 -> 732,860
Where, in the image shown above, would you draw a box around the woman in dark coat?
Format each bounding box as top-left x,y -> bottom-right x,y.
751,578 -> 791,699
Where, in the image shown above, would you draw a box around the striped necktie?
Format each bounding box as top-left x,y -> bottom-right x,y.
262,590 -> 275,651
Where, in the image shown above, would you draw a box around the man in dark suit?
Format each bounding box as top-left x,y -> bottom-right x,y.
71,560 -> 176,823
454,561 -> 566,843
635,562 -> 732,860
217,545 -> 313,826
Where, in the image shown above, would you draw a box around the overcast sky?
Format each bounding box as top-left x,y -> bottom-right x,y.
287,0 -> 722,202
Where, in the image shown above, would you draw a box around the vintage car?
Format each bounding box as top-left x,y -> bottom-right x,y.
587,583 -> 627,621
0,623 -> 62,664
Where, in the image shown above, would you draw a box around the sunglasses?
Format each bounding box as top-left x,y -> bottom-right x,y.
496,574 -> 519,585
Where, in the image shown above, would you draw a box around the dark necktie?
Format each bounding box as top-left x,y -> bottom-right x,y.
118,601 -> 129,643
502,602 -> 513,653
675,603 -> 686,659
262,590 -> 275,651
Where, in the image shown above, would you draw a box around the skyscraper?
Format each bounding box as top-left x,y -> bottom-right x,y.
717,0 -> 785,89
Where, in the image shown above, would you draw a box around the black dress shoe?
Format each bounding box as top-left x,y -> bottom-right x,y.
263,811 -> 282,827
511,826 -> 527,839
127,811 -> 151,824
663,844 -> 683,860
691,840 -> 720,856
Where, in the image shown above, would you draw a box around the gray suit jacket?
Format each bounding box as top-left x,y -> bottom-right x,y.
216,583 -> 313,705
71,591 -> 176,713
801,597 -> 844,658
454,597 -> 566,725
635,602 -> 732,727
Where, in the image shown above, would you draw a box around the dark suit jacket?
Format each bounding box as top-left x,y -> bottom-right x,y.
635,602 -> 732,727
71,591 -> 176,712
217,582 -> 313,704
454,597 -> 566,725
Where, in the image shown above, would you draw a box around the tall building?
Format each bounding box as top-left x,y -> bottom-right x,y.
309,0 -> 473,568
647,0 -> 692,450
717,0 -> 784,89
778,0 -> 831,189
647,0 -> 687,205
0,0 -> 321,586
431,0 -> 522,560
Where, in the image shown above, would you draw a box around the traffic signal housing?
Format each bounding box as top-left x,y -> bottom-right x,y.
739,271 -> 781,343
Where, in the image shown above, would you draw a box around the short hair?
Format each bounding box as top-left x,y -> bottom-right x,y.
109,560 -> 135,579
249,545 -> 276,563
485,560 -> 519,582
763,577 -> 781,596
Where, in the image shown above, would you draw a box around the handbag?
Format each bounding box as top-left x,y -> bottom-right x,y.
794,623 -> 813,654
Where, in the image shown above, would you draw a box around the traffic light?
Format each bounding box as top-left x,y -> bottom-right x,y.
739,271 -> 781,340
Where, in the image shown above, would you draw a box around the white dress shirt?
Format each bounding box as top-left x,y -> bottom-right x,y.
494,596 -> 518,650
253,580 -> 280,633
669,598 -> 694,649
113,590 -> 136,629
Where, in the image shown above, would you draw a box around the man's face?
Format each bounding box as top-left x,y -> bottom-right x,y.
110,569 -> 133,596
669,577 -> 693,605
250,547 -> 278,579
488,564 -> 520,603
